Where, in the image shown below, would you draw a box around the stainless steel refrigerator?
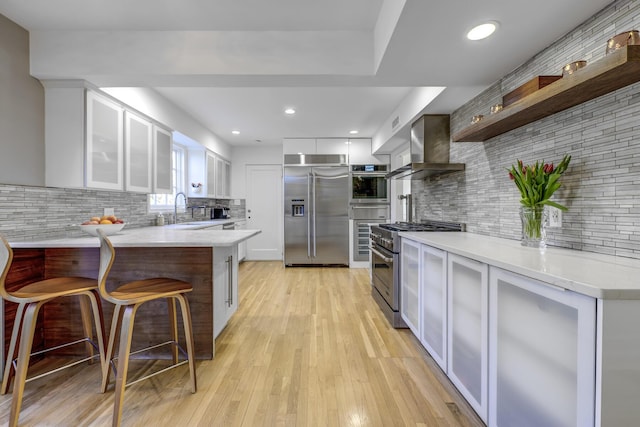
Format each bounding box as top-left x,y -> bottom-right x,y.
284,160 -> 349,266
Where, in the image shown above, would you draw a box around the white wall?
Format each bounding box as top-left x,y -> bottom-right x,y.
102,87 -> 232,159
372,86 -> 445,154
0,14 -> 45,186
231,145 -> 282,198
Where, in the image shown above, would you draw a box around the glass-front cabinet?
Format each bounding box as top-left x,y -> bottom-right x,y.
44,84 -> 174,193
153,126 -> 173,194
400,238 -> 420,334
420,245 -> 448,372
86,91 -> 124,190
447,253 -> 489,423
488,267 -> 595,427
124,111 -> 152,193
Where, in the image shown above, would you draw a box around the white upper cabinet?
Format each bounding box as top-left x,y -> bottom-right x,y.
215,157 -> 231,198
348,138 -> 390,165
188,146 -> 232,199
316,138 -> 349,157
153,126 -> 173,194
124,111 -> 152,193
44,83 -> 173,193
206,151 -> 217,198
86,91 -> 124,190
283,138 -> 349,160
283,138 -> 317,155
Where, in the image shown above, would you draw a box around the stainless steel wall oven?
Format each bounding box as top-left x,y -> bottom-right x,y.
349,164 -> 389,204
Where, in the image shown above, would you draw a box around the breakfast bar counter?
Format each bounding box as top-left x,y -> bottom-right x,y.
9,222 -> 259,249
3,225 -> 261,366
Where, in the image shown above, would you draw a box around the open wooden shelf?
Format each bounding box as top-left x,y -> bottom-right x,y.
452,45 -> 640,142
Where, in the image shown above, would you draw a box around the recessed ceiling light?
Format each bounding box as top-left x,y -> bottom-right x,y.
232,130 -> 240,135
467,21 -> 498,41
349,130 -> 359,135
284,108 -> 296,115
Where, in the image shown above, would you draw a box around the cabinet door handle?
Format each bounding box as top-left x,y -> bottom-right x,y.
226,255 -> 233,306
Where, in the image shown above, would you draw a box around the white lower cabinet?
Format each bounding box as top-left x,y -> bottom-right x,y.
488,267 -> 595,427
213,245 -> 239,339
235,221 -> 247,261
447,253 -> 489,423
400,238 -> 421,334
420,245 -> 447,372
400,236 -> 635,426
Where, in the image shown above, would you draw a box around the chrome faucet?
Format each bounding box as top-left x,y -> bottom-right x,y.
174,192 -> 188,224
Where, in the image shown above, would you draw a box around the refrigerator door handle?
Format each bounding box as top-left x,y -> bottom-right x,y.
311,171 -> 317,257
307,173 -> 312,258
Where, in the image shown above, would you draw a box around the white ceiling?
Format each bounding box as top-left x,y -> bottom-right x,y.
0,0 -> 613,147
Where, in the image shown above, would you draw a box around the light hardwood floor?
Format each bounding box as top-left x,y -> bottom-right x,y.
0,262 -> 484,426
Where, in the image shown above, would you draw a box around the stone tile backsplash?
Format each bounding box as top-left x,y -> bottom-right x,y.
414,0 -> 640,259
0,184 -> 245,241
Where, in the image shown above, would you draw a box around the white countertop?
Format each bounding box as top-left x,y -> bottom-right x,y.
9,222 -> 260,249
399,232 -> 640,300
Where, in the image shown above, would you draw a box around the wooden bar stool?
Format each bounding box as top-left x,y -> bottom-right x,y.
0,234 -> 106,427
96,229 -> 197,427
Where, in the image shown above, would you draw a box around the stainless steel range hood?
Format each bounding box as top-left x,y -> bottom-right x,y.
385,114 -> 465,180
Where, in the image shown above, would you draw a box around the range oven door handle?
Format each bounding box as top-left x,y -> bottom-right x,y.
369,246 -> 394,263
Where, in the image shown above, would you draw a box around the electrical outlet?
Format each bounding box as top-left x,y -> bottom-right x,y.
103,207 -> 115,216
548,207 -> 562,228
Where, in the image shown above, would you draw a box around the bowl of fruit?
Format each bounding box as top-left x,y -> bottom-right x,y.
80,215 -> 126,236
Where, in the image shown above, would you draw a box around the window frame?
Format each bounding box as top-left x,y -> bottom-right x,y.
149,143 -> 187,213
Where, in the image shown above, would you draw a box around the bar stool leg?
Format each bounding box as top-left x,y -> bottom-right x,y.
176,295 -> 197,393
85,290 -> 107,373
112,304 -> 139,427
79,294 -> 95,362
167,298 -> 179,364
1,303 -> 26,394
9,301 -> 46,427
102,304 -> 124,393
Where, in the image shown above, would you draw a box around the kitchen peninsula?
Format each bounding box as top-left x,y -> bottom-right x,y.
4,225 -> 261,363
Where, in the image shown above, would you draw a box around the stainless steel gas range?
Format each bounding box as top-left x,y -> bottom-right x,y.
369,220 -> 465,328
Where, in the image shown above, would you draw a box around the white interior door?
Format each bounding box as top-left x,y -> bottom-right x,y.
246,164 -> 283,260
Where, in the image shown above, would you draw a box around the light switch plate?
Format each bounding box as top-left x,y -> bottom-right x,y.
104,207 -> 115,216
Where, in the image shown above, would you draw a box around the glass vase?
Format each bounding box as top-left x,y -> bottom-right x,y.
519,205 -> 548,248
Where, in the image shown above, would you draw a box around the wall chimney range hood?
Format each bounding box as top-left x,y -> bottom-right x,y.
385,114 -> 465,180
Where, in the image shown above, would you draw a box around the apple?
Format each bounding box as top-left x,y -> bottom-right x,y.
90,216 -> 101,222
100,219 -> 113,224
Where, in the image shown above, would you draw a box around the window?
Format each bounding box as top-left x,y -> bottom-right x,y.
149,144 -> 186,211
